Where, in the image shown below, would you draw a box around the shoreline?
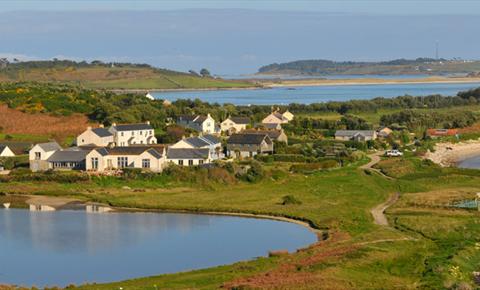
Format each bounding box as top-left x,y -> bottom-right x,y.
106,76 -> 480,94
424,140 -> 480,167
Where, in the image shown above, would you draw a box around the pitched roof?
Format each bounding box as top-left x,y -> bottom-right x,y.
111,123 -> 153,131
47,150 -> 88,162
335,130 -> 376,137
200,134 -> 220,144
185,137 -> 210,147
193,115 -> 208,124
92,128 -> 113,137
36,142 -> 62,152
178,115 -> 197,122
0,145 -> 10,154
227,117 -> 250,124
227,133 -> 271,145
167,148 -> 210,159
94,146 -> 163,157
245,129 -> 283,140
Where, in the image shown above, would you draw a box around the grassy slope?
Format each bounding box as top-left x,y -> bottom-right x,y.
0,66 -> 254,90
4,156 -> 480,289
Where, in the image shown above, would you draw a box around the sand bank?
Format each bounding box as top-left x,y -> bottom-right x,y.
425,140 -> 480,167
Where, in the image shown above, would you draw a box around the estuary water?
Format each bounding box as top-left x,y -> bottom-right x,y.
0,209 -> 316,287
457,156 -> 480,169
152,82 -> 480,105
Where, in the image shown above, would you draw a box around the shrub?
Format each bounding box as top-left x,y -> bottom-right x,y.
282,195 -> 302,205
290,160 -> 339,173
273,154 -> 307,163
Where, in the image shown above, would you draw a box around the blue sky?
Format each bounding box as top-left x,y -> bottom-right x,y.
1,1 -> 479,74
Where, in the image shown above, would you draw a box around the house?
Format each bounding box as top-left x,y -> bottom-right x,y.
262,110 -> 294,125
170,134 -> 224,159
109,122 -> 157,146
377,127 -> 393,138
177,114 -> 216,134
335,130 -> 377,142
46,148 -> 88,171
256,123 -> 282,130
0,145 -> 15,157
29,142 -> 62,172
220,116 -> 250,134
77,126 -> 114,146
244,129 -> 288,144
426,129 -> 459,138
86,146 -> 166,172
226,133 -> 273,158
167,148 -> 212,166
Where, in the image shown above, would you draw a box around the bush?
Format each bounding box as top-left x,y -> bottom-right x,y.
282,195 -> 302,205
290,160 -> 339,173
273,154 -> 307,163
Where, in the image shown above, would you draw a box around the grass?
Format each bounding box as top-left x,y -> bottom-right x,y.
2,157 -> 480,289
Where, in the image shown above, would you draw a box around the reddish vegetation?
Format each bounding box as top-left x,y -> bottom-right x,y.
224,232 -> 356,290
0,104 -> 92,141
458,123 -> 480,134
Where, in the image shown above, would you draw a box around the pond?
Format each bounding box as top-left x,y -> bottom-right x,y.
152,82 -> 480,105
0,209 -> 317,287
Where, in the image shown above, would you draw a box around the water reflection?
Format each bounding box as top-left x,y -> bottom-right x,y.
0,209 -> 316,287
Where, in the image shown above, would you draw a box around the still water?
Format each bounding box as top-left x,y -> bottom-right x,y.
153,82 -> 480,105
457,156 -> 480,169
0,209 -> 316,287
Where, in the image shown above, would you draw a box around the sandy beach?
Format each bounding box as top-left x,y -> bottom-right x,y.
425,140 -> 480,167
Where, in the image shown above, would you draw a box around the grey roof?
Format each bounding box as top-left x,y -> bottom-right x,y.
227,133 -> 271,145
92,128 -> 113,137
245,130 -> 283,140
37,142 -> 62,152
178,115 -> 197,122
257,123 -> 282,130
94,146 -> 163,157
112,123 -> 153,131
335,130 -> 376,137
200,134 -> 220,144
228,117 -> 250,124
167,148 -> 210,159
0,145 -> 10,153
185,137 -> 210,147
47,150 -> 88,162
193,115 -> 208,124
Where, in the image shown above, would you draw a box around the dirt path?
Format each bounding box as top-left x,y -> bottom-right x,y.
371,192 -> 399,226
360,151 -> 395,180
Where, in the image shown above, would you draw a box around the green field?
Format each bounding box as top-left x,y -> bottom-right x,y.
2,155 -> 480,289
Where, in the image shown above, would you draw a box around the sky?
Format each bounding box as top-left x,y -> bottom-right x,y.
1,0 -> 479,74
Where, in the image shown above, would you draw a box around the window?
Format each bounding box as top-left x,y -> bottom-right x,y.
140,131 -> 143,135
121,132 -> 124,137
178,160 -> 184,166
199,160 -> 204,165
91,157 -> 98,170
150,130 -> 153,135
142,159 -> 150,168
188,160 -> 194,166
35,152 -> 41,160
132,131 -> 135,136
117,157 -> 128,168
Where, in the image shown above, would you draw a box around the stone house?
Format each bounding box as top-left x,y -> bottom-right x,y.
226,133 -> 273,158
262,110 -> 294,125
334,130 -> 377,142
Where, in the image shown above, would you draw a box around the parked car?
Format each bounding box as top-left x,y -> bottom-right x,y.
385,150 -> 403,157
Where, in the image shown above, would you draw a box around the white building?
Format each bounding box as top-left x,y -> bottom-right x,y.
76,126 -> 114,147
109,122 -> 157,146
0,145 -> 15,157
177,114 -> 216,134
166,148 -> 212,166
86,146 -> 166,172
29,142 -> 62,172
170,134 -> 223,159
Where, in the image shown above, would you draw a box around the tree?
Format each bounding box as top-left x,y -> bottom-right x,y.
200,68 -> 211,77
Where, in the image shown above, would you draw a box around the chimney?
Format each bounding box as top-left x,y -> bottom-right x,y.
99,124 -> 104,128
207,113 -> 211,118
146,121 -> 150,125
87,126 -> 92,130
112,123 -> 117,127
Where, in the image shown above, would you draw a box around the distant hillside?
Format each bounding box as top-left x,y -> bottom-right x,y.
0,60 -> 254,90
257,58 -> 480,76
